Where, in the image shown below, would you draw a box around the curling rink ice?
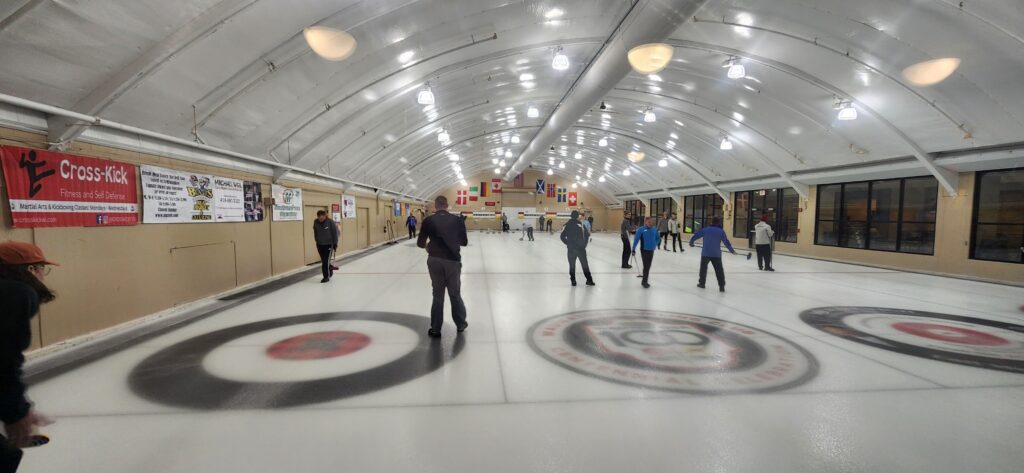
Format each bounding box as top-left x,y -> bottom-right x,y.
22,232 -> 1024,473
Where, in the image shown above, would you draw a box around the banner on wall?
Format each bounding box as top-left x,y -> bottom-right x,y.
213,177 -> 245,222
0,146 -> 138,228
332,203 -> 341,222
141,165 -> 216,223
272,185 -> 303,221
341,194 -> 356,219
568,191 -> 578,207
393,199 -> 401,217
243,181 -> 264,222
472,211 -> 496,218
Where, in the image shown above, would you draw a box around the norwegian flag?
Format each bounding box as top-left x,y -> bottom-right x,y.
456,189 -> 468,205
547,183 -> 556,198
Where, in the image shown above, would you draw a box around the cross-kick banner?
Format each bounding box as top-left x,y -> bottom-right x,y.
1,146 -> 138,228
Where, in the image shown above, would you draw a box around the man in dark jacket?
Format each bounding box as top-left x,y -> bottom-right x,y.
313,210 -> 339,283
406,214 -> 418,239
2,241 -> 58,471
560,210 -> 595,286
417,196 -> 469,337
689,217 -> 737,292
620,212 -> 634,269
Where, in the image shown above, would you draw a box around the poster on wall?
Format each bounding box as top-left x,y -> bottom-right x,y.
393,199 -> 401,217
0,146 -> 139,228
243,181 -> 264,222
141,165 -> 216,223
272,185 -> 303,221
331,203 -> 341,222
341,194 -> 356,219
213,177 -> 245,222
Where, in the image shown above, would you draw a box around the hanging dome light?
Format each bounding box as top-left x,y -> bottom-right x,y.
720,137 -> 733,150
304,26 -> 357,61
547,169 -> 554,176
598,137 -> 608,147
724,56 -> 746,79
551,47 -> 570,70
622,168 -> 632,176
499,159 -> 507,167
627,43 -> 674,74
643,108 -> 656,123
582,181 -> 588,187
459,179 -> 468,186
574,151 -> 582,159
658,158 -> 668,167
491,158 -> 498,164
505,150 -> 513,158
598,175 -> 606,183
457,173 -> 464,179
511,133 -> 521,144
494,168 -> 501,174
527,106 -> 539,118
417,83 -> 435,105
571,182 -> 578,189
437,129 -> 449,142
837,101 -> 858,120
448,153 -> 460,161
558,161 -> 566,169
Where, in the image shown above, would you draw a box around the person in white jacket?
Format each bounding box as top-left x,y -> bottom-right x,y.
754,214 -> 775,271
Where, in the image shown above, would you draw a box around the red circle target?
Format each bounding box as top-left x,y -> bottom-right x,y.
266,331 -> 370,360
891,322 -> 1009,346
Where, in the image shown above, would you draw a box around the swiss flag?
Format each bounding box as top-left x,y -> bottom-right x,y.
456,190 -> 467,205
568,192 -> 578,207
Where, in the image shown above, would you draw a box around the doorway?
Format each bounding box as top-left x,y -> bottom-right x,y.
357,207 -> 370,249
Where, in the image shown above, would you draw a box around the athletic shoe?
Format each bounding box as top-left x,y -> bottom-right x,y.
719,287 -> 725,292
696,284 -> 705,289
427,329 -> 441,338
585,281 -> 596,286
457,323 -> 468,333
642,283 -> 650,289
320,278 -> 330,283
622,265 -> 632,269
571,281 -> 577,287
767,268 -> 775,272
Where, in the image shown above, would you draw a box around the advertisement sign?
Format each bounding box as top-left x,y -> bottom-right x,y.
341,194 -> 356,219
1,146 -> 138,228
472,211 -> 496,218
243,181 -> 264,222
213,177 -> 245,222
141,165 -> 216,223
331,203 -> 341,222
272,185 -> 303,221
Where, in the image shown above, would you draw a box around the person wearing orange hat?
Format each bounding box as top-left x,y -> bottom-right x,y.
1,241 -> 57,470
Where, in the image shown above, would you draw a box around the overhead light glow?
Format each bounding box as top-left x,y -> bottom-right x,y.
499,159 -> 506,167
598,175 -> 606,182
658,158 -> 668,167
574,152 -> 582,159
545,8 -> 564,19
304,26 -> 357,61
460,179 -> 468,186
519,73 -> 535,81
643,109 -> 656,123
547,169 -> 554,175
495,168 -> 501,174
558,161 -> 566,169
522,81 -> 536,89
398,50 -> 415,64
448,154 -> 460,161
552,48 -> 570,71
527,106 -> 539,118
627,151 -> 645,162
648,74 -> 663,82
437,129 -> 449,142
417,85 -> 435,105
492,158 -> 498,164
598,137 -> 608,147
571,182 -> 578,189
727,63 -> 746,79
734,13 -> 754,37
505,150 -> 513,158
511,134 -> 521,144
837,103 -> 858,121
622,168 -> 631,176
627,43 -> 674,74
582,181 -> 588,187
902,57 -> 961,86
720,137 -> 733,150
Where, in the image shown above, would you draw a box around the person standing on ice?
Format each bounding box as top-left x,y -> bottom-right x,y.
632,216 -> 661,289
689,217 -> 737,292
417,196 -> 469,338
754,214 -> 775,271
560,210 -> 595,287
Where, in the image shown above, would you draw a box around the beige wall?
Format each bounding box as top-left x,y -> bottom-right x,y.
435,170 -> 613,231
0,127 -> 420,347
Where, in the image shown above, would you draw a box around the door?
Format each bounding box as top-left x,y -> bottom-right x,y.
303,205 -> 328,265
357,207 -> 370,249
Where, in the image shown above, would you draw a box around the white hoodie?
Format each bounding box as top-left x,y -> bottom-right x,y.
754,221 -> 775,245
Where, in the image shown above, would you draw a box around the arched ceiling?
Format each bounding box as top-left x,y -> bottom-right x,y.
1,0 -> 1022,204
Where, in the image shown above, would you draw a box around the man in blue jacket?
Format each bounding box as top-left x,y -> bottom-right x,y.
632,217 -> 661,288
688,217 -> 737,292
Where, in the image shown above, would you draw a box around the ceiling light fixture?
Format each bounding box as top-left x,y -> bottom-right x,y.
598,175 -> 606,183
622,168 -> 631,176
723,56 -> 746,79
527,106 -> 539,118
437,129 -> 449,142
545,8 -> 564,19
598,137 -> 608,147
417,83 -> 435,105
511,133 -> 521,144
628,151 -> 645,162
627,43 -> 674,74
834,98 -> 858,120
547,169 -> 554,176
658,158 -> 668,167
505,150 -> 513,158
552,47 -> 570,71
492,158 -> 499,164
494,168 -> 502,174
398,50 -> 415,64
599,101 -> 607,110
643,107 -> 656,123
720,137 -> 733,150
448,153 -> 460,161
574,151 -> 582,159
519,73 -> 535,81
558,161 -> 566,169
572,182 -> 578,189
460,179 -> 468,186
304,26 -> 357,61
902,57 -> 961,86
499,159 -> 507,167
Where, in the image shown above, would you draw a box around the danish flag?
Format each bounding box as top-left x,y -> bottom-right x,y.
456,190 -> 467,205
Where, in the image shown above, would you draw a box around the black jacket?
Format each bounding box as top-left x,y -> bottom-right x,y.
560,219 -> 590,250
312,218 -> 339,247
417,210 -> 468,262
0,280 -> 38,425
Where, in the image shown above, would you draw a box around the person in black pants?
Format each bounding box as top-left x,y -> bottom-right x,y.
669,213 -> 683,252
417,196 -> 469,337
312,210 -> 339,283
1,242 -> 59,471
620,212 -> 634,269
561,210 -> 595,286
631,217 -> 661,288
406,214 -> 418,239
688,217 -> 737,292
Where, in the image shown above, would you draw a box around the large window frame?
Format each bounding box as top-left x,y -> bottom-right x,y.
648,197 -> 677,221
814,176 -> 938,255
683,194 -> 724,233
733,188 -> 799,243
624,199 -> 645,228
970,168 -> 1024,264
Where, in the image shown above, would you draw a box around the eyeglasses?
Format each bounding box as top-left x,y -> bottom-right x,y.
29,264 -> 51,276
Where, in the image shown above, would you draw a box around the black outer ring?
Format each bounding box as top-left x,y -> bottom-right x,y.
800,306 -> 1024,374
128,312 -> 465,409
527,310 -> 819,395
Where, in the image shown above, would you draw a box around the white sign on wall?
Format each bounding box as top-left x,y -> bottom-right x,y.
141,165 -> 215,223
341,194 -> 356,219
213,177 -> 245,222
272,185 -> 303,221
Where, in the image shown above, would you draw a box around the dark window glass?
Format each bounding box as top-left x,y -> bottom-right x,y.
971,169 -> 1024,263
903,178 -> 939,223
734,192 -> 750,238
818,185 -> 840,221
816,177 -> 938,254
779,189 -> 799,243
816,221 -> 838,246
901,223 -> 936,255
870,180 -> 900,224
841,183 -> 869,249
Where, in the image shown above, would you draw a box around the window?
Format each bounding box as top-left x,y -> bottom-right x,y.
814,177 -> 939,254
733,188 -> 800,243
683,193 -> 724,233
971,169 -> 1024,263
624,199 -> 645,228
649,197 -> 677,223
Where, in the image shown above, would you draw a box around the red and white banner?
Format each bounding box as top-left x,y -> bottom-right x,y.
1,146 -> 138,228
568,192 -> 578,206
491,178 -> 502,193
456,190 -> 467,205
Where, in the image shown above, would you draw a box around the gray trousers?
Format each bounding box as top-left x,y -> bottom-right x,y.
427,256 -> 467,331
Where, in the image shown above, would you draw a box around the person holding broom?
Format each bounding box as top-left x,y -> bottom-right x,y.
688,217 -> 738,292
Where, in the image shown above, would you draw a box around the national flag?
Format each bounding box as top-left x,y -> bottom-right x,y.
568,192 -> 578,207
480,182 -> 490,198
536,179 -> 545,193
547,183 -> 556,198
469,196 -> 478,202
513,174 -> 525,188
557,187 -> 567,203
491,178 -> 502,193
469,186 -> 479,197
456,190 -> 467,205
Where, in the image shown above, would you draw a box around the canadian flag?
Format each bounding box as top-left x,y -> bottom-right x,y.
456,190 -> 467,205
568,192 -> 578,206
